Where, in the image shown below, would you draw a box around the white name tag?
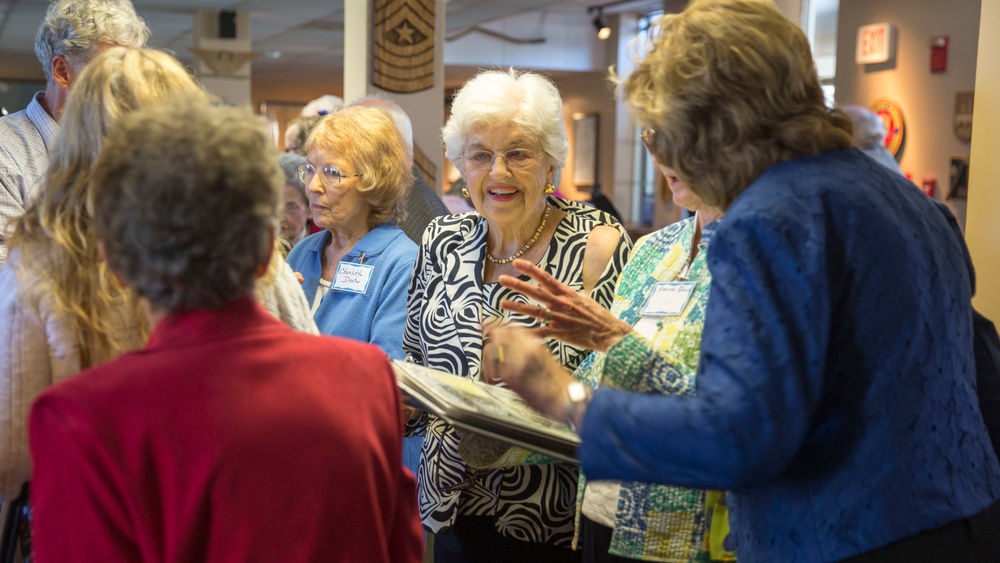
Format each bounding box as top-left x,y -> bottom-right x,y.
332,261 -> 374,294
632,316 -> 661,341
642,282 -> 696,316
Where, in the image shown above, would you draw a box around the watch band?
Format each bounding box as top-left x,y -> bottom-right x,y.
564,381 -> 592,434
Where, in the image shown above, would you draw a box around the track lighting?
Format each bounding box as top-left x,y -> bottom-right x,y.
591,8 -> 612,40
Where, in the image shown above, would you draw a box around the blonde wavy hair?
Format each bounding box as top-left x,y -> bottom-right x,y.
620,0 -> 853,210
8,47 -> 205,368
304,105 -> 414,229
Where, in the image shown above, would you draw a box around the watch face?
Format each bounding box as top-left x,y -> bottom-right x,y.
567,381 -> 589,403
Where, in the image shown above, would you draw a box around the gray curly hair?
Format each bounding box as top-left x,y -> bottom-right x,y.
91,94 -> 282,311
35,0 -> 149,85
842,105 -> 887,149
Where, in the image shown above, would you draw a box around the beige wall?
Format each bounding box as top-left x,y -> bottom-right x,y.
552,72 -> 619,203
966,0 -> 1000,320
834,0 -> 981,224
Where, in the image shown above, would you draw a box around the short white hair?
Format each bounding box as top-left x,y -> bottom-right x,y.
443,68 -> 568,183
349,94 -> 414,163
34,0 -> 149,86
301,94 -> 344,117
842,105 -> 886,148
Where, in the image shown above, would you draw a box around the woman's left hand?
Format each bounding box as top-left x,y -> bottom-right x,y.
499,259 -> 633,353
482,325 -> 575,420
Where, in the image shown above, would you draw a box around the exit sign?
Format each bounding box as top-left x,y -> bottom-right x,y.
856,23 -> 895,64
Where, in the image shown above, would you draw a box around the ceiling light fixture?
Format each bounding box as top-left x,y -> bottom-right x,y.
590,7 -> 612,40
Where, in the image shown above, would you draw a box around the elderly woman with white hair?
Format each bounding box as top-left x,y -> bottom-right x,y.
842,105 -> 903,175
402,69 -> 631,562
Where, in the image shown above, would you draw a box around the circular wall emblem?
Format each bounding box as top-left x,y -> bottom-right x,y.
870,98 -> 904,156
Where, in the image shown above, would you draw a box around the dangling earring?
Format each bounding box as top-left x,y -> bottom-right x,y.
461,187 -> 470,198
544,183 -> 555,195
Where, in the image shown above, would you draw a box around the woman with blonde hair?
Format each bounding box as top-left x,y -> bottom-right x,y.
0,47 -> 315,504
286,105 -> 417,360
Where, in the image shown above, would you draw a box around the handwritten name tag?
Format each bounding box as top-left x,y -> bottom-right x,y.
332,261 -> 375,294
641,282 -> 696,316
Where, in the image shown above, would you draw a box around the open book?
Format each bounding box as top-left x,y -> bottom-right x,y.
392,360 -> 581,463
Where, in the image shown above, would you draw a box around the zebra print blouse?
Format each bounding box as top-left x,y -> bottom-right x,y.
403,196 -> 631,546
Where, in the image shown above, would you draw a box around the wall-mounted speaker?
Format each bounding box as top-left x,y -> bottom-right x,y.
219,10 -> 236,39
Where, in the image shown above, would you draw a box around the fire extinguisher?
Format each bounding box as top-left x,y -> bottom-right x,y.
921,176 -> 937,198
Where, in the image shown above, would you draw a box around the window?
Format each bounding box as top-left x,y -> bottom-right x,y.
802,0 -> 840,106
631,10 -> 665,227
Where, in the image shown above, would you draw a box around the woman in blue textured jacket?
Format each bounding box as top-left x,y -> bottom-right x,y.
484,1 -> 1000,562
286,105 -> 416,360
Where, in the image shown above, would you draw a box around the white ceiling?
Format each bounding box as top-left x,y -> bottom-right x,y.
0,0 -> 667,88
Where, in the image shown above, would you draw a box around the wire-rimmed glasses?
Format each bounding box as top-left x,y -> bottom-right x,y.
462,148 -> 542,172
640,128 -> 658,153
297,162 -> 362,186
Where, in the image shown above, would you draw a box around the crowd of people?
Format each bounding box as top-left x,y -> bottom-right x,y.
1,0 -> 998,562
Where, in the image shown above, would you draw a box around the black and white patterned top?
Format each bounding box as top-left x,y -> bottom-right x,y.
403,196 -> 631,546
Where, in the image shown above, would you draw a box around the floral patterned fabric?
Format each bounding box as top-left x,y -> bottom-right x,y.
572,216 -> 733,562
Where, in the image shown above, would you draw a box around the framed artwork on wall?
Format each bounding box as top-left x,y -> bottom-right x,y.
573,114 -> 598,188
948,155 -> 969,200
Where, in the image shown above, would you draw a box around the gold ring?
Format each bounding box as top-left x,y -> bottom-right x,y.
495,343 -> 505,364
543,308 -> 552,326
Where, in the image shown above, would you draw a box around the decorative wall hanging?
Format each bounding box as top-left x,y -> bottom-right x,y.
948,156 -> 969,201
572,115 -> 598,188
870,98 -> 905,156
954,91 -> 974,142
373,0 -> 435,93
414,145 -> 437,190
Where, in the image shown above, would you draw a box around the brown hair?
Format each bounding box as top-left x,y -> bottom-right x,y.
620,0 -> 853,210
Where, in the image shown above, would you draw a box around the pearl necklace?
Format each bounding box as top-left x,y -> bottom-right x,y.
487,203 -> 551,264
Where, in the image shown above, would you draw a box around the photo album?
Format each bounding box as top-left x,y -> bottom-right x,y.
392,360 -> 580,463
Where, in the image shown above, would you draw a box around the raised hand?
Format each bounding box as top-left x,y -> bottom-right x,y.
499,259 -> 633,353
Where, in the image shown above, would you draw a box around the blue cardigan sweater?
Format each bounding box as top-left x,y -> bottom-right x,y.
286,224 -> 417,360
579,149 -> 1000,562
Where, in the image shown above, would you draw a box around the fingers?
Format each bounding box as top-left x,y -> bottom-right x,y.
511,258 -> 553,284
485,341 -> 505,385
498,275 -> 557,306
509,259 -> 578,297
500,299 -> 547,321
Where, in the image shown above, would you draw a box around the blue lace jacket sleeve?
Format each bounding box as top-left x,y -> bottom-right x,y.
578,211 -> 830,490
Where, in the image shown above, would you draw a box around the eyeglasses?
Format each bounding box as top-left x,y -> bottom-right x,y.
284,202 -> 305,213
297,162 -> 362,186
462,148 -> 541,172
640,128 -> 658,153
